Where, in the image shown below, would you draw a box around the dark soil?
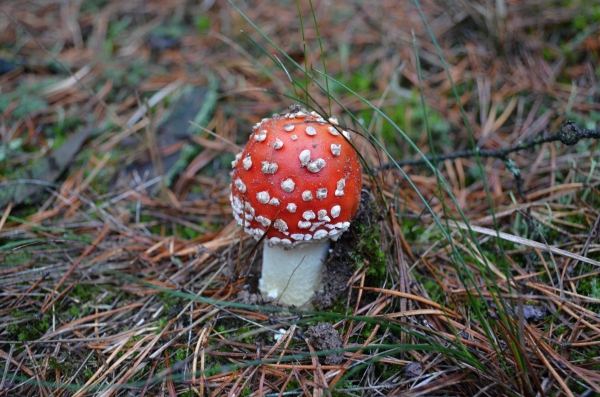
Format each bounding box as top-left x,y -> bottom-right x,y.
315,188 -> 376,310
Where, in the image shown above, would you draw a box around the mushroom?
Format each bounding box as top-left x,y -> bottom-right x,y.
230,106 -> 362,306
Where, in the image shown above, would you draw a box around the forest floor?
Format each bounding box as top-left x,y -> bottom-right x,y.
1,1 -> 600,396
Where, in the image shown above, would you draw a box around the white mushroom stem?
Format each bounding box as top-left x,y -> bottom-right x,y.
259,240 -> 329,306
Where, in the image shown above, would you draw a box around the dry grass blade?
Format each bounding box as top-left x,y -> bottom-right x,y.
357,287 -> 461,318
41,65 -> 92,97
451,222 -> 600,267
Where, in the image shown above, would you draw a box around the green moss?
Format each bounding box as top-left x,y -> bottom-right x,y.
174,348 -> 188,362
72,283 -> 100,302
590,279 -> 600,299
84,367 -> 95,379
423,280 -> 442,302
152,24 -> 186,39
237,326 -> 255,344
10,95 -> 47,119
554,325 -> 567,336
343,69 -> 374,93
180,225 -> 202,240
285,378 -> 301,391
350,222 -> 387,280
157,317 -> 167,330
68,305 -> 82,317
49,115 -> 82,141
158,291 -> 184,310
361,322 -> 377,339
107,16 -> 133,41
542,48 -> 554,61
195,16 -> 211,33
577,278 -> 600,314
573,15 -> 588,30
0,80 -> 53,117
100,59 -> 151,89
331,300 -> 352,315
374,361 -> 400,380
6,313 -> 50,341
204,364 -> 223,377
566,377 -> 591,395
1,251 -> 33,266
572,2 -> 600,30
0,81 -> 59,172
331,382 -> 355,396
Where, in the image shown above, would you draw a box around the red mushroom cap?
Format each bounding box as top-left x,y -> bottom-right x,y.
230,107 -> 362,246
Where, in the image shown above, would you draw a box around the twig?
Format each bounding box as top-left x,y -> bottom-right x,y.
377,121 -> 599,169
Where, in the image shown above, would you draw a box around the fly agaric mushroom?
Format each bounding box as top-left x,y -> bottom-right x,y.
230,105 -> 362,306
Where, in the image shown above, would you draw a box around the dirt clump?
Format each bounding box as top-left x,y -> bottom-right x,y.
307,322 -> 344,365
237,289 -> 260,305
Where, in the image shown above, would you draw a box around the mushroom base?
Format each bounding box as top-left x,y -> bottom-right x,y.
259,240 -> 329,307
